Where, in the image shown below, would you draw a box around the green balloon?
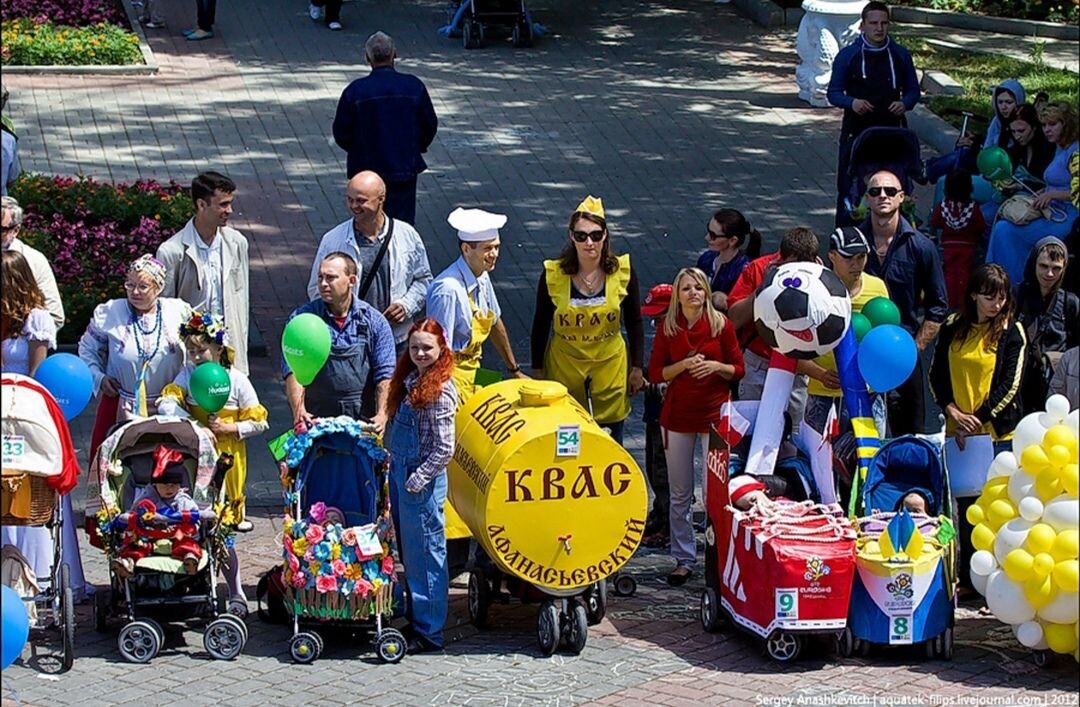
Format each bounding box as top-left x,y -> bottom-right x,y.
862,296 -> 901,328
851,312 -> 872,342
282,313 -> 331,386
977,146 -> 1013,182
189,362 -> 231,414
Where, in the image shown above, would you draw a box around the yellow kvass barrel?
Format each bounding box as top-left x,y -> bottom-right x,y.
449,379 -> 648,594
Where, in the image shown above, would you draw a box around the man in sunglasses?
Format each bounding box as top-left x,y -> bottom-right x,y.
861,169 -> 948,437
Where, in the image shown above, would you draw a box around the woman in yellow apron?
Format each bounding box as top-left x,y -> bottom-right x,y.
530,196 -> 645,444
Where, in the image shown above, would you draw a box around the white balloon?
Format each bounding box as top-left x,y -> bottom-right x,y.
985,570 -> 1036,625
971,550 -> 998,577
1067,409 -> 1078,434
972,570 -> 989,596
1043,497 -> 1080,533
993,518 -> 1034,564
1016,620 -> 1045,648
1019,496 -> 1045,522
1008,471 -> 1037,506
988,451 -> 1018,479
1036,590 -> 1080,624
1014,413 -> 1050,458
1046,394 -> 1071,422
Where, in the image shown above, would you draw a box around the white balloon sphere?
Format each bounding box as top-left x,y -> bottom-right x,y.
1016,620 -> 1045,648
971,550 -> 998,577
988,451 -> 1019,479
1014,413 -> 1050,458
1067,409 -> 1078,434
1019,496 -> 1045,522
1043,497 -> 1080,533
1008,471 -> 1037,506
993,518 -> 1034,563
985,570 -> 1036,625
1036,590 -> 1080,624
972,570 -> 989,596
1046,394 -> 1071,423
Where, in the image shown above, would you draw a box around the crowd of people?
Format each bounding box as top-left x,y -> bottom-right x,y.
1,12 -> 1079,656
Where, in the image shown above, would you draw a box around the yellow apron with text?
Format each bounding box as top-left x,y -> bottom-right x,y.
542,254 -> 631,424
447,296 -> 496,539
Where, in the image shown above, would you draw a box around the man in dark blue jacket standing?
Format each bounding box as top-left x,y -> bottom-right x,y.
827,1 -> 920,226
333,31 -> 438,226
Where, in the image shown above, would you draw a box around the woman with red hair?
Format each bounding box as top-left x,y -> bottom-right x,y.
385,317 -> 458,653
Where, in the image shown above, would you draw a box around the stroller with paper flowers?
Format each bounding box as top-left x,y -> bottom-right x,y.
844,435 -> 958,660
89,416 -> 244,663
279,416 -> 405,664
1,373 -> 80,672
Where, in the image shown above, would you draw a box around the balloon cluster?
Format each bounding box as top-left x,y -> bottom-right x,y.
853,297 -> 917,393
967,395 -> 1080,662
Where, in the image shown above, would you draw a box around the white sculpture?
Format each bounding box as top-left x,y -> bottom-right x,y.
796,0 -> 867,107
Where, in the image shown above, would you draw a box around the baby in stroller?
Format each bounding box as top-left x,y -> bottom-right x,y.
112,445 -> 203,577
728,413 -> 820,510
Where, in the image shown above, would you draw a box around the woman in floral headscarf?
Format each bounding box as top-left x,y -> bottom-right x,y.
79,254 -> 191,460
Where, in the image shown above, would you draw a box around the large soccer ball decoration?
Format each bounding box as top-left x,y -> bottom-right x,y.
754,262 -> 851,360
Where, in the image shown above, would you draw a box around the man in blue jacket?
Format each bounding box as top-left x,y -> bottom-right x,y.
827,1 -> 920,225
333,31 -> 438,226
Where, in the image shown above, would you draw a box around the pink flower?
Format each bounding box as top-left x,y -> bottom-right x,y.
305,525 -> 325,544
291,571 -> 307,589
341,528 -> 358,547
331,559 -> 347,577
354,577 -> 373,597
304,548 -> 315,562
309,502 -> 327,524
287,554 -> 300,573
283,535 -> 294,554
315,575 -> 338,594
381,556 -> 395,576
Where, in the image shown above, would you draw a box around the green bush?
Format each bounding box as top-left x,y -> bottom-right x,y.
1,18 -> 143,66
896,0 -> 1079,23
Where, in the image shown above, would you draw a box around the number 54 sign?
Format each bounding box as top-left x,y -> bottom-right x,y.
556,425 -> 580,457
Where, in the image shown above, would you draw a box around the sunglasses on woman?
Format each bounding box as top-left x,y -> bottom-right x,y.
571,229 -> 605,243
867,186 -> 900,197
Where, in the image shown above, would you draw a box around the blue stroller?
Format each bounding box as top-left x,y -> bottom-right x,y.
844,436 -> 958,659
842,128 -> 924,223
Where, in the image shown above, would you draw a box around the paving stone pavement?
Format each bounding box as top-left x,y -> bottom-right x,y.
2,0 -> 1079,704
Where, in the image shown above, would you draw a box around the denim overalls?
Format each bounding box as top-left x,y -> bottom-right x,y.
386,398 -> 448,646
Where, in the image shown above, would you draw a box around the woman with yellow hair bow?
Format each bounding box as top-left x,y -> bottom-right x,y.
530,196 -> 645,443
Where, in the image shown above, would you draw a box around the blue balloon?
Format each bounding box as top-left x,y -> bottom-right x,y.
34,353 -> 93,421
857,324 -> 917,393
1,584 -> 30,670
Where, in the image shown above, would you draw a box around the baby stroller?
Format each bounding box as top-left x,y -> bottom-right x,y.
90,416 -> 244,663
279,416 -> 405,664
842,127 -> 924,223
845,436 -> 958,660
1,373 -> 79,671
448,0 -> 533,49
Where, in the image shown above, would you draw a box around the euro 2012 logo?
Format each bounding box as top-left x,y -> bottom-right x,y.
887,572 -> 914,599
804,556 -> 831,582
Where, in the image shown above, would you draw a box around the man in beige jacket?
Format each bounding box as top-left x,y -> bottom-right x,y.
156,172 -> 250,374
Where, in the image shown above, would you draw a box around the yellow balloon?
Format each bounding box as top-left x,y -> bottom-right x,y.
1023,444 -> 1051,473
1053,560 -> 1080,593
1033,552 -> 1056,578
1035,469 -> 1063,501
972,523 -> 997,553
1004,548 -> 1035,581
1062,464 -> 1079,498
1044,622 -> 1079,654
1026,524 -> 1058,555
986,476 -> 1009,492
1025,575 -> 1057,609
1048,445 -> 1072,468
988,498 -> 1018,528
1043,424 -> 1079,457
1052,530 -> 1080,562
966,503 -> 986,526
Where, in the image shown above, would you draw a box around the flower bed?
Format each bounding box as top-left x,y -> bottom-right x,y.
1,0 -> 143,67
8,174 -> 194,343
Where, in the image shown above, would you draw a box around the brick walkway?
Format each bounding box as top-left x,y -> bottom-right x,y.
3,0 -> 1078,704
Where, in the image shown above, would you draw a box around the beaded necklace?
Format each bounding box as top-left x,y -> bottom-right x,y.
130,302 -> 163,416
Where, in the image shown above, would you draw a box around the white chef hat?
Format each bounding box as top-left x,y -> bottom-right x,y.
448,207 -> 507,242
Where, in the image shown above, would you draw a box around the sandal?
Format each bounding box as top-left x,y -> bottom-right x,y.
667,567 -> 692,587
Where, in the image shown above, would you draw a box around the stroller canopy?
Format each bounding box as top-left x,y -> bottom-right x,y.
1,374 -> 64,477
862,436 -> 944,516
290,419 -> 388,528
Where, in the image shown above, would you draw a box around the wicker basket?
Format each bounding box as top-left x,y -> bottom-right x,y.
285,583 -> 395,622
1,472 -> 56,526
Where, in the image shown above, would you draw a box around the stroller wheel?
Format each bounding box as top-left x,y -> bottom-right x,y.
585,580 -> 607,626
94,587 -> 111,632
700,588 -> 723,633
118,620 -> 161,663
59,563 -> 75,672
467,571 -> 490,628
563,600 -> 588,655
511,21 -> 532,48
217,613 -> 249,646
837,627 -> 855,658
376,627 -> 407,663
1033,649 -> 1052,668
463,20 -> 481,49
204,617 -> 245,660
613,574 -> 637,597
536,600 -> 561,656
290,631 -> 321,664
765,631 -> 802,662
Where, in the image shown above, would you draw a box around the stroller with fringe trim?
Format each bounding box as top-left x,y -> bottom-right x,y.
89,416 -> 243,663
279,416 -> 405,664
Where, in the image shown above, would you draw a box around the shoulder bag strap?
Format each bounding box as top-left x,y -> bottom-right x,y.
357,217 -> 394,301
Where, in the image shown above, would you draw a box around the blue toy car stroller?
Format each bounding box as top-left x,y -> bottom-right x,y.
842,127 -> 924,223
844,436 -> 958,660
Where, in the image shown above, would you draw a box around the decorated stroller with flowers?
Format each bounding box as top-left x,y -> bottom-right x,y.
279,416 -> 405,664
88,416 -> 244,663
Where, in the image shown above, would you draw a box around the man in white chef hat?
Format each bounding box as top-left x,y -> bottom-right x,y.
427,207 -> 527,404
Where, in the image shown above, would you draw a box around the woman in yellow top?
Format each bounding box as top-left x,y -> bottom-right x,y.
929,263 -> 1026,455
530,196 -> 645,444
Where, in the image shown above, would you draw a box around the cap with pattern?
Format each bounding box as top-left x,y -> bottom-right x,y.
829,226 -> 870,257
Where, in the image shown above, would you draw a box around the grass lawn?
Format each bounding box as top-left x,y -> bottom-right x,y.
893,30 -> 1079,131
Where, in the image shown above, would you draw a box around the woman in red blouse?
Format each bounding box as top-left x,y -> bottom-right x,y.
648,267 -> 744,586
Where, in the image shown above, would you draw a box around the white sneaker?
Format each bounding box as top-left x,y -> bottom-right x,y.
328,21 -> 343,30
309,3 -> 323,20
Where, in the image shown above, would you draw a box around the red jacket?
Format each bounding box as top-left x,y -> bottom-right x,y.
727,252 -> 781,360
648,314 -> 745,433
